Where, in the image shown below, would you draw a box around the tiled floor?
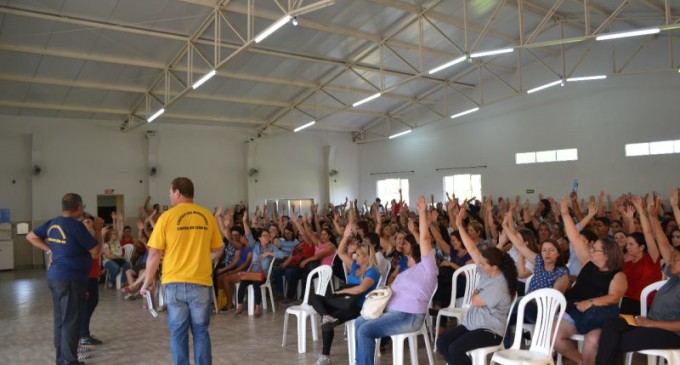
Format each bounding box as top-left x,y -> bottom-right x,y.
1,269 -> 648,365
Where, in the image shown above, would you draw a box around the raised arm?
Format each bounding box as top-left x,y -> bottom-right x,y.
671,188 -> 680,226
416,196 -> 433,256
456,204 -> 483,264
112,211 -> 124,239
648,196 -> 673,266
502,211 -> 538,265
570,192 -> 584,222
336,223 -> 355,271
561,196 -> 595,265
631,195 -> 659,263
429,210 -> 451,256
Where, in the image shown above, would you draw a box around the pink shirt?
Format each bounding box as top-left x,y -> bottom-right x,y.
316,241 -> 335,266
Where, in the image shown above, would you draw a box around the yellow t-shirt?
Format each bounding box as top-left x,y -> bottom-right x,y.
147,202 -> 223,286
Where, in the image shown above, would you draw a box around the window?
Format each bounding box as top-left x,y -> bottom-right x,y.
625,139 -> 680,157
515,152 -> 536,164
444,174 -> 482,203
515,148 -> 578,164
376,178 -> 409,207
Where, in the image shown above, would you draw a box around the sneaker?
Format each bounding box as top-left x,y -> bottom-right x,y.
77,352 -> 90,360
78,346 -> 91,353
124,292 -> 140,300
219,306 -> 234,314
315,354 -> 332,365
79,336 -> 103,346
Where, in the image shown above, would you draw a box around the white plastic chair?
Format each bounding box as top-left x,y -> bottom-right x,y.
467,295 -> 519,365
490,288 -> 567,365
282,265 -> 333,353
377,260 -> 391,287
624,280 -> 677,365
388,284 -> 438,365
434,264 -> 479,348
259,260 -> 277,313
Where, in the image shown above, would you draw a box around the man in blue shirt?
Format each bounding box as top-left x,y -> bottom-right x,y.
27,193 -> 103,365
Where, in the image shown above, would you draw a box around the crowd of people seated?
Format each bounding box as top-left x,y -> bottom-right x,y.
84,186 -> 680,365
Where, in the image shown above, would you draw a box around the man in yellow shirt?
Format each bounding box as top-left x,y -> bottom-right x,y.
140,177 -> 223,365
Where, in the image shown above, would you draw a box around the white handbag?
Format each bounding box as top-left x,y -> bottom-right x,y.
360,286 -> 393,319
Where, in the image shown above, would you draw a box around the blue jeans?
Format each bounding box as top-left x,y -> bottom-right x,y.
354,310 -> 425,365
104,260 -> 128,285
165,283 -> 212,365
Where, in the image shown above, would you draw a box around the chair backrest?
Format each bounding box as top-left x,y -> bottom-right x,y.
640,279 -> 668,316
510,288 -> 566,355
302,265 -> 333,305
448,263 -> 479,310
263,257 -> 276,285
525,274 -> 534,293
377,259 -> 391,287
122,244 -> 135,263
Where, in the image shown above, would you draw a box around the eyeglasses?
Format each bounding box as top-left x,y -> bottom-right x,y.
588,243 -> 605,254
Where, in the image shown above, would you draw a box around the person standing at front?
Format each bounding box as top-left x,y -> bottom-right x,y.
26,193 -> 104,365
140,177 -> 223,365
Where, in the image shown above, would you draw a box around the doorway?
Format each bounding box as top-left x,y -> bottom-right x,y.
97,194 -> 125,224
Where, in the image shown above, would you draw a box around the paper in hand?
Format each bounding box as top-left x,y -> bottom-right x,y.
144,292 -> 158,318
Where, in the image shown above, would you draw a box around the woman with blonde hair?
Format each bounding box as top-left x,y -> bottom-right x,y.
309,220 -> 380,365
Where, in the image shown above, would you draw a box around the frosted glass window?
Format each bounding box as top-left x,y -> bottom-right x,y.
625,143 -> 649,156
649,141 -> 674,155
515,152 -> 536,164
556,148 -> 578,161
376,179 -> 409,207
536,150 -> 556,163
444,174 -> 482,203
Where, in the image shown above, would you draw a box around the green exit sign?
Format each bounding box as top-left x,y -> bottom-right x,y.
526,189 -> 535,194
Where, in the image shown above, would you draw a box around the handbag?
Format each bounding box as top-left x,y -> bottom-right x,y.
360,286 -> 393,319
238,271 -> 265,282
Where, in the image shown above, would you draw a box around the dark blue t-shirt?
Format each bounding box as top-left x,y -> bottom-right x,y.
33,216 -> 98,281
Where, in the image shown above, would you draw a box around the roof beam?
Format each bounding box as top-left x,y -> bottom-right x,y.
0,44 -> 438,104
0,73 -> 387,118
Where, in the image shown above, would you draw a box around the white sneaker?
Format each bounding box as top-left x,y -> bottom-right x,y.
315,354 -> 332,365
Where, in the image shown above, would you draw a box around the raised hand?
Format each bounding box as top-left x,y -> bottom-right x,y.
417,196 -> 428,214
588,195 -> 597,216
560,196 -> 570,215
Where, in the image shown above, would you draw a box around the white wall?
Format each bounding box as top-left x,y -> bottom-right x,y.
0,116 -> 359,222
246,130 -> 359,209
358,72 -> 680,203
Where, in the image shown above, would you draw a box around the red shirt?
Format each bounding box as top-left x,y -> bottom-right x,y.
88,257 -> 101,279
622,254 -> 662,303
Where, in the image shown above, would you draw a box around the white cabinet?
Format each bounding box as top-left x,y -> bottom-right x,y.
0,240 -> 14,270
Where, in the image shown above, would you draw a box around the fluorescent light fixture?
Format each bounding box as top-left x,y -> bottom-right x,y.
192,70 -> 216,89
567,75 -> 607,82
527,80 -> 563,94
595,27 -> 660,41
294,120 -> 315,132
147,108 -> 165,123
428,56 -> 466,74
470,48 -> 514,58
389,129 -> 412,139
450,107 -> 480,119
254,15 -> 291,43
352,93 -> 381,107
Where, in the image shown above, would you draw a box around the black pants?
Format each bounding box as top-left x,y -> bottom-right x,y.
79,278 -> 99,339
237,280 -> 263,305
619,297 -> 641,316
596,317 -> 680,365
436,325 -> 502,365
48,279 -> 86,365
308,293 -> 361,355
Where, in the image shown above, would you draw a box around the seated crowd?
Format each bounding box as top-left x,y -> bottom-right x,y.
94,187 -> 680,365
